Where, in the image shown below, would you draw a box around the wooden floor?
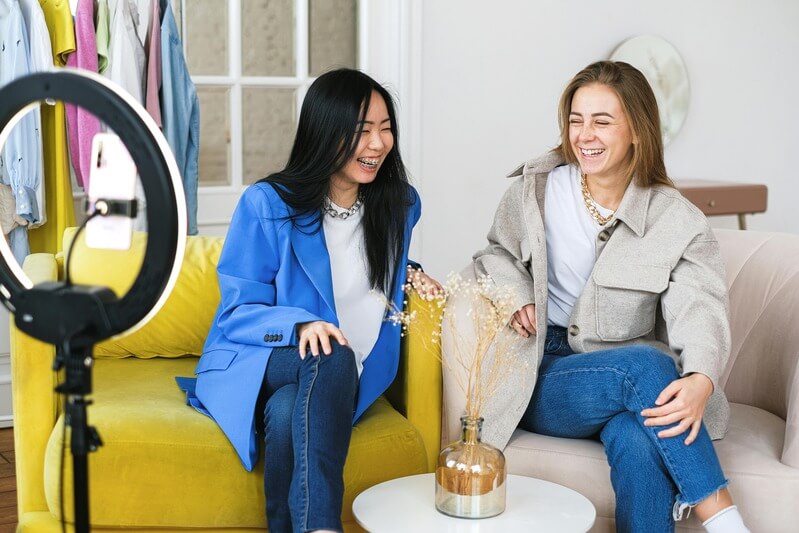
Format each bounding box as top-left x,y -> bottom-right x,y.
0,427 -> 16,531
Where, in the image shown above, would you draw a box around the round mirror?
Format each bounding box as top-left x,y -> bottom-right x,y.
610,35 -> 690,145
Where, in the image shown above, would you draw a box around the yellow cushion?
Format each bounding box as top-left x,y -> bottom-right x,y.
44,358 -> 428,528
63,229 -> 223,358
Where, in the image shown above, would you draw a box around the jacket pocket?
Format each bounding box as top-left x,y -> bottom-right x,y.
593,264 -> 670,342
195,349 -> 237,374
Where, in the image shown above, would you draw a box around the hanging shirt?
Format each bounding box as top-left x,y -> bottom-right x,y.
29,0 -> 78,255
105,0 -> 147,229
323,205 -> 385,377
160,0 -> 199,235
107,0 -> 145,103
95,0 -> 110,74
544,164 -> 614,327
144,0 -> 162,126
65,0 -> 102,189
18,0 -> 51,228
0,0 -> 41,263
131,0 -> 150,46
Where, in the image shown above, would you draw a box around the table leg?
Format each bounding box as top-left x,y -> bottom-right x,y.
737,214 -> 748,230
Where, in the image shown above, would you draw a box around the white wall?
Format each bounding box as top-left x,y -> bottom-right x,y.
415,0 -> 799,279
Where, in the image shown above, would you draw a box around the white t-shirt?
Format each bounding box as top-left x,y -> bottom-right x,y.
323,203 -> 385,377
544,165 -> 614,327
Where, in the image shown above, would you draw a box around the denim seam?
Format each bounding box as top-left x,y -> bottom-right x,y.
300,358 -> 319,532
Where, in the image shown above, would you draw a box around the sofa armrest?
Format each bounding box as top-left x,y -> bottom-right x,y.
386,292 -> 443,471
717,230 -> 799,468
11,253 -> 61,515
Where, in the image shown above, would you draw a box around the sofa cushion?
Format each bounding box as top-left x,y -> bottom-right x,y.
44,357 -> 428,528
504,402 -> 799,532
64,229 -> 223,358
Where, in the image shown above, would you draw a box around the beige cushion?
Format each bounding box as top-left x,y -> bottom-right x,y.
504,403 -> 799,532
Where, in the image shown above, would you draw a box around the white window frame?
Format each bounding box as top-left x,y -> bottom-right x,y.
190,0 -> 422,247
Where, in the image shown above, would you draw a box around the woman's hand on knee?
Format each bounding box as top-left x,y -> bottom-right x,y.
296,321 -> 348,359
640,373 -> 714,445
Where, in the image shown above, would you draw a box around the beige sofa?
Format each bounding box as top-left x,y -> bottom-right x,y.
448,229 -> 799,532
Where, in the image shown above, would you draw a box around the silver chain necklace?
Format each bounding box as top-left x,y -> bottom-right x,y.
323,192 -> 364,220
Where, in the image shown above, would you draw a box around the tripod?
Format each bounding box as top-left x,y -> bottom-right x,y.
55,336 -> 104,533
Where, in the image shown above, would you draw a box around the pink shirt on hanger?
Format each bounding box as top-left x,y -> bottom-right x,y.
145,0 -> 162,126
65,0 -> 101,189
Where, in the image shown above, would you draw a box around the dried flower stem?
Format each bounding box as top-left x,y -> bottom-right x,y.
386,271 -> 521,421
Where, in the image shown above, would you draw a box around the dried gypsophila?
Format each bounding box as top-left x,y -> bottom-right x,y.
385,271 -> 526,420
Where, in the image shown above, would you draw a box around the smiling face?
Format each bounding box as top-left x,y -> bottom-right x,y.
330,91 -> 394,200
568,83 -> 635,182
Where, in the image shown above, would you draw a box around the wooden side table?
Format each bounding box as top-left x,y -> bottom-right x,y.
675,180 -> 768,230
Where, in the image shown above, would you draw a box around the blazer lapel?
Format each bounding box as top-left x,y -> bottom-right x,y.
289,213 -> 337,317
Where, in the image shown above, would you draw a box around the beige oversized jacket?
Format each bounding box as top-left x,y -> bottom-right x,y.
448,151 -> 731,450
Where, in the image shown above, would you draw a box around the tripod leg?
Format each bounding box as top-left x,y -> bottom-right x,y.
67,396 -> 91,533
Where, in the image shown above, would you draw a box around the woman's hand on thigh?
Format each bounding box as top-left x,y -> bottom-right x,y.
296,321 -> 348,359
640,373 -> 714,445
510,304 -> 537,337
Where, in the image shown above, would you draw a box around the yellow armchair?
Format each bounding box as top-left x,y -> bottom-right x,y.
11,231 -> 442,532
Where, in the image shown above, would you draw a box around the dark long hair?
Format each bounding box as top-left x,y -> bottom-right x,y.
259,68 -> 412,295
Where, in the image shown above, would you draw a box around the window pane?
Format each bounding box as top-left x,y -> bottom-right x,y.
309,0 -> 357,76
198,87 -> 231,186
185,0 -> 228,75
242,0 -> 295,76
242,88 -> 296,184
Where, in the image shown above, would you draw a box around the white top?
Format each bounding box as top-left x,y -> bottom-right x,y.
107,0 -> 146,103
544,164 -> 614,327
323,203 -> 384,377
352,473 -> 596,532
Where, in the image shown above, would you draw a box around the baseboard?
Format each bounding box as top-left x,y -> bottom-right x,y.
0,352 -> 11,427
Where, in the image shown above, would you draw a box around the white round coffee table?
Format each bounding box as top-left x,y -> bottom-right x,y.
352,473 -> 595,532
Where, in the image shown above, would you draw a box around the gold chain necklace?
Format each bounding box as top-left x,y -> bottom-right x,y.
580,173 -> 615,226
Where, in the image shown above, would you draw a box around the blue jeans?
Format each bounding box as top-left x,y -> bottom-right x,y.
519,326 -> 728,533
260,342 -> 359,533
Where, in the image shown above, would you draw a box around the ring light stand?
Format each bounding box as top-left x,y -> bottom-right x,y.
0,70 -> 187,532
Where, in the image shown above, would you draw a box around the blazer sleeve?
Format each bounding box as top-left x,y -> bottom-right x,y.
215,186 -> 321,347
472,177 -> 536,312
660,229 -> 731,391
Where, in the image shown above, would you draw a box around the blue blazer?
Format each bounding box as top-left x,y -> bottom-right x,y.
187,183 -> 421,471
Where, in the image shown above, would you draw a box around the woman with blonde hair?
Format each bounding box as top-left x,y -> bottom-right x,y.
457,61 -> 749,532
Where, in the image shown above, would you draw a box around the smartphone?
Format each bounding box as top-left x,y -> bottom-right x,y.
85,133 -> 137,250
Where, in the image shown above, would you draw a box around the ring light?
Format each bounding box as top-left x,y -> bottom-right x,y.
0,69 -> 187,337
0,69 -> 188,532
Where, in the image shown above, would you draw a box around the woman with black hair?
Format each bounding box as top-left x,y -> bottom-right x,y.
189,69 -> 439,532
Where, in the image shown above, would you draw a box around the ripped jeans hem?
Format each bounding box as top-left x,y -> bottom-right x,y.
672,480 -> 730,521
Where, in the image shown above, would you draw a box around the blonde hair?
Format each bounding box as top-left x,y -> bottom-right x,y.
555,61 -> 674,188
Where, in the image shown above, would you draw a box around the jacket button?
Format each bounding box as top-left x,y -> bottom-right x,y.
568,324 -> 580,336
598,231 -> 610,242
277,334 -> 283,341
263,334 -> 271,342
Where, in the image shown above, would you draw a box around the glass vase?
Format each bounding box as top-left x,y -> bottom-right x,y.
435,416 -> 506,518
